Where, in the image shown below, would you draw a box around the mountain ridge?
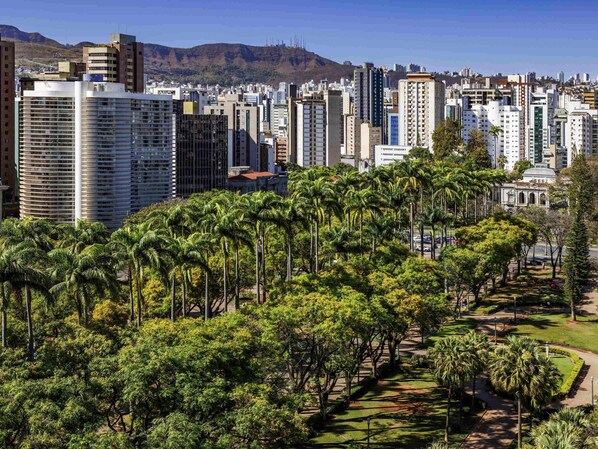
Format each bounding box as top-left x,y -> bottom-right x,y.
1,24 -> 356,85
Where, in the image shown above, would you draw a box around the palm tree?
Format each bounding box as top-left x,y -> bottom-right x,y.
463,331 -> 490,410
292,177 -> 336,274
278,196 -> 309,282
488,125 -> 503,169
531,408 -> 590,449
201,192 -> 252,311
395,160 -> 428,253
497,155 -> 508,171
0,241 -> 49,353
0,218 -> 54,360
489,336 -> 561,449
110,224 -> 165,326
345,186 -> 381,247
49,243 -> 117,326
241,191 -> 282,304
429,336 -> 470,443
418,206 -> 446,260
57,220 -> 110,254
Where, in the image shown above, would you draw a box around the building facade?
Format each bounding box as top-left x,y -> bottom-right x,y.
462,100 -> 523,171
354,63 -> 384,127
0,38 -> 15,201
20,81 -> 173,229
175,107 -> 228,198
83,34 -> 144,93
398,73 -> 445,148
204,94 -> 260,171
296,96 -> 326,167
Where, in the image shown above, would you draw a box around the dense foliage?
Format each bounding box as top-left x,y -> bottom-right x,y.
0,159 -> 546,448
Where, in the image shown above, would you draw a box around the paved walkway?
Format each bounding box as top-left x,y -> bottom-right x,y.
461,377 -> 518,449
458,283 -> 598,448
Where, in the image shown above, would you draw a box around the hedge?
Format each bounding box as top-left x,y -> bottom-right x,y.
551,347 -> 585,398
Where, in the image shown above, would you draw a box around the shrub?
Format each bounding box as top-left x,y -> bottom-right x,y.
552,347 -> 585,398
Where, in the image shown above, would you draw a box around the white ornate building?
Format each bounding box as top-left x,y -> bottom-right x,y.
500,165 -> 557,211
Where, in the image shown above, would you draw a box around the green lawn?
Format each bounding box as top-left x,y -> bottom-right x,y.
549,352 -> 574,382
420,318 -> 477,349
514,312 -> 598,353
309,366 -> 480,448
472,268 -> 565,316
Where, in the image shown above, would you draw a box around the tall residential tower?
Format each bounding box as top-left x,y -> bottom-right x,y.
354,63 -> 384,128
19,81 -> 174,229
83,34 -> 144,93
0,37 -> 15,200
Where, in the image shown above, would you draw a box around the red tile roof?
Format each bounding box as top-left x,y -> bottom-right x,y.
228,172 -> 275,181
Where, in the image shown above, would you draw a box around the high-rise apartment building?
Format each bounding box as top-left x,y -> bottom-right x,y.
387,111 -> 399,145
526,89 -> 557,164
398,73 -> 445,148
508,74 -> 535,161
296,95 -> 326,167
354,63 -> 384,127
204,94 -> 260,171
175,103 -> 228,198
83,34 -> 144,93
344,115 -> 363,158
462,99 -> 523,171
324,90 -> 343,166
271,102 -> 289,138
19,81 -> 173,229
0,38 -> 15,201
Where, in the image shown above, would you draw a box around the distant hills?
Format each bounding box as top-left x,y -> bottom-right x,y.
1,24 -> 357,85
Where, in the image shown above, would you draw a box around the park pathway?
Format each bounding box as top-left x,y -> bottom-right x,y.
458,285 -> 598,448
460,377 -> 517,449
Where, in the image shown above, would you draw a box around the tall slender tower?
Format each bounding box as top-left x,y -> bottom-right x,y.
354,62 -> 384,128
0,37 -> 15,201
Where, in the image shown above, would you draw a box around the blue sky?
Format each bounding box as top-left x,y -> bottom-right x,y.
5,0 -> 598,77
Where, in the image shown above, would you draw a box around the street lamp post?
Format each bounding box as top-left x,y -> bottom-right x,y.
592,377 -> 595,406
545,342 -> 549,359
513,296 -> 517,323
367,417 -> 371,448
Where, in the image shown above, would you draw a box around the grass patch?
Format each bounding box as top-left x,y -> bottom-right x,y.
513,313 -> 598,353
472,268 -> 565,314
309,366 -> 480,448
419,318 -> 477,349
550,352 -> 574,380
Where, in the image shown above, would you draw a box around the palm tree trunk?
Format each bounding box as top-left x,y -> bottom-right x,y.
445,385 -> 452,443
75,290 -> 83,325
235,245 -> 240,310
309,223 -> 314,272
517,397 -> 522,449
182,277 -> 187,318
223,247 -> 228,312
1,286 -> 7,349
25,286 -> 34,361
409,202 -> 415,251
315,220 -> 320,274
255,235 -> 261,305
431,226 -> 436,260
420,190 -> 424,257
261,232 -> 267,303
136,269 -> 143,327
359,212 -> 363,247
170,276 -> 176,321
286,237 -> 292,282
204,270 -> 211,320
128,266 -> 134,323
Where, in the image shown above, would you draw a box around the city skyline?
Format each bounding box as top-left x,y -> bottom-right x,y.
6,0 -> 598,77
